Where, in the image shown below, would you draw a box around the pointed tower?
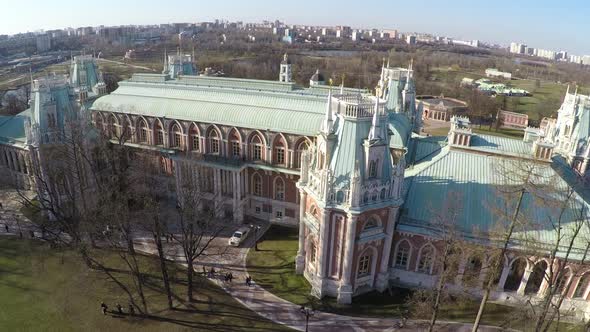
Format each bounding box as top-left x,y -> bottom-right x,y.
279,53 -> 292,83
162,49 -> 169,75
296,91 -> 405,304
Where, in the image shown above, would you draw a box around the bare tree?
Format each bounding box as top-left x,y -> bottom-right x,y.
407,192 -> 464,332
472,156 -> 548,332
173,177 -> 226,302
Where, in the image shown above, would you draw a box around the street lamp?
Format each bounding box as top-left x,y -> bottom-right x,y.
250,224 -> 261,251
299,306 -> 315,332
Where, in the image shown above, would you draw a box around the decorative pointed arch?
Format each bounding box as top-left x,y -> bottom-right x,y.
252,171 -> 263,196
188,122 -> 201,151
357,246 -> 378,279
136,116 -> 150,144
107,113 -> 119,139
392,238 -> 413,270
272,133 -> 288,166
294,137 -> 312,168
153,118 -> 165,146
362,215 -> 382,231
273,176 -> 285,201
248,130 -> 267,161
170,121 -> 184,149
416,242 -> 436,274
206,124 -> 223,154
228,127 -> 242,158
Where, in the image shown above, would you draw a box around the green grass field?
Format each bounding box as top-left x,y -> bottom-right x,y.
0,237 -> 289,332
247,226 -> 584,331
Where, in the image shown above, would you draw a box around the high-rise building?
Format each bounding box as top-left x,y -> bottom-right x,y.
35,34 -> 51,53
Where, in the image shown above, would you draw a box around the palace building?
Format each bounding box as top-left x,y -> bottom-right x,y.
1,53 -> 590,319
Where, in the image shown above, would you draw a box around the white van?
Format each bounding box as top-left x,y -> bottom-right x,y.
228,226 -> 250,247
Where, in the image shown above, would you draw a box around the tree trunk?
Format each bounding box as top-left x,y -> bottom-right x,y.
472,188 -> 525,332
153,220 -> 173,309
429,260 -> 447,332
186,259 -> 194,302
126,235 -> 148,314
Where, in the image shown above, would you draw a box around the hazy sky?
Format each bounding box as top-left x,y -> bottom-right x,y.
4,0 -> 590,55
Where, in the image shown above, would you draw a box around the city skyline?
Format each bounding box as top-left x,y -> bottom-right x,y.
3,0 -> 590,54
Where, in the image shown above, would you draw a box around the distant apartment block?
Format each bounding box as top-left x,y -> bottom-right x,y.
406,35 -> 416,45
35,34 -> 51,53
510,42 -> 526,54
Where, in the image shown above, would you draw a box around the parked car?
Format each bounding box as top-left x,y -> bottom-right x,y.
228,226 -> 250,247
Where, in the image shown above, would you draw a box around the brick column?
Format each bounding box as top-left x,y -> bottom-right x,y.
337,214 -> 357,304
376,207 -> 398,292
295,191 -> 307,274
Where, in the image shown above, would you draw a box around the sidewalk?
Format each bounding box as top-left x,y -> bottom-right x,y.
0,194 -> 512,332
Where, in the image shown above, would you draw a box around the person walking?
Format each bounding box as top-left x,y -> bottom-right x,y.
116,303 -> 123,315
128,303 -> 135,315
100,302 -> 108,315
246,276 -> 251,287
228,272 -> 233,283
4,224 -> 8,233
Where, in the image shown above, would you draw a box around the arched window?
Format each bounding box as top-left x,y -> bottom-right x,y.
122,118 -> 131,141
394,240 -> 411,269
209,129 -> 220,154
252,173 -> 262,196
250,134 -> 264,161
138,119 -> 148,143
189,124 -> 199,151
95,114 -> 104,134
171,123 -> 183,149
154,121 -> 164,146
371,191 -> 378,202
417,244 -> 435,274
363,191 -> 369,204
274,177 -> 285,201
295,139 -> 310,168
336,190 -> 344,203
369,160 -> 377,178
273,136 -> 286,166
358,253 -> 372,277
363,217 -> 379,231
574,273 -> 590,298
380,188 -> 386,200
557,270 -> 571,294
108,114 -> 118,139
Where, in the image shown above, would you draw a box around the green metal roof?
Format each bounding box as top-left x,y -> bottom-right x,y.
0,109 -> 30,147
468,134 -> 532,157
402,147 -> 590,260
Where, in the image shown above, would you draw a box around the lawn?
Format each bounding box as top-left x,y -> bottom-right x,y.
0,237 -> 289,332
247,226 -> 584,331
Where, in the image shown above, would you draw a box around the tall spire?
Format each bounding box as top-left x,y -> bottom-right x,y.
321,89 -> 334,134
340,74 -> 345,95
387,57 -> 390,68
368,97 -> 382,141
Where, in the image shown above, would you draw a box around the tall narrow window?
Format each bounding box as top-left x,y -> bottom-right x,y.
358,254 -> 372,277
189,125 -> 199,151
418,245 -> 435,274
369,160 -> 377,178
231,141 -> 240,157
275,178 -> 285,201
155,121 -> 164,146
395,241 -> 411,269
274,138 -> 286,166
209,130 -> 220,154
575,274 -> 590,298
138,120 -> 148,143
251,135 -> 263,161
171,123 -> 182,149
253,174 -> 262,196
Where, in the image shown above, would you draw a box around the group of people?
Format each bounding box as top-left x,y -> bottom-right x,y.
100,302 -> 135,316
204,265 -> 252,287
223,272 -> 234,283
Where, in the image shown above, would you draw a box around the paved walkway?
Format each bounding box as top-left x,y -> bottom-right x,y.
133,230 -> 511,332
0,189 -> 513,332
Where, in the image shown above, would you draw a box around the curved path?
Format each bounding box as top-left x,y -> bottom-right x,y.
0,189 -> 512,332
133,226 -> 513,332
